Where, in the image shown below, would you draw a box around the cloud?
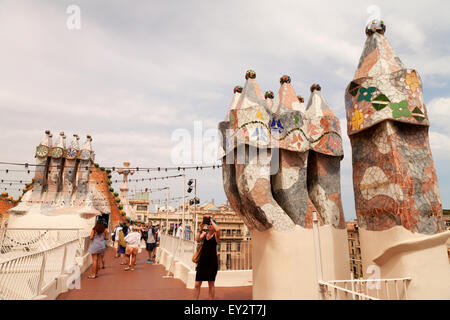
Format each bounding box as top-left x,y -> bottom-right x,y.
427,96 -> 450,132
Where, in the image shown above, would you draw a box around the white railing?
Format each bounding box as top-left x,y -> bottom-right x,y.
319,277 -> 411,300
1,228 -> 82,258
0,228 -> 90,300
158,234 -> 252,271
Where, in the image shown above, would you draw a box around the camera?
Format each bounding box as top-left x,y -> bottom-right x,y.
202,216 -> 211,225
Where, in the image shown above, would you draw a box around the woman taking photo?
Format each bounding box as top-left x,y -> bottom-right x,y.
194,215 -> 220,300
88,219 -> 108,279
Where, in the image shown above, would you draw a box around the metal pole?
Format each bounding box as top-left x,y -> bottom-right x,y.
147,191 -> 150,224
182,175 -> 186,237
166,187 -> 169,235
312,211 -> 325,299
194,179 -> 197,236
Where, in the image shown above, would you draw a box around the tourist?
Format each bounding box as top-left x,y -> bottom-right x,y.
113,222 -> 123,258
155,224 -> 161,253
145,223 -> 157,263
124,225 -> 141,271
194,216 -> 220,300
185,225 -> 192,240
88,220 -> 108,279
118,224 -> 129,265
99,218 -> 108,269
176,222 -> 184,238
156,224 -> 161,245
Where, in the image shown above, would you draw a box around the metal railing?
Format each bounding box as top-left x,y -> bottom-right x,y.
218,241 -> 252,271
0,228 -> 90,300
319,277 -> 411,300
158,234 -> 252,271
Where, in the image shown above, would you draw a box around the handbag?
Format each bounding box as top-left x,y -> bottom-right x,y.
192,242 -> 203,263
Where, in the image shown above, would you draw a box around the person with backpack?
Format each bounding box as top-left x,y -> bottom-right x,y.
113,222 -> 123,258
118,224 -> 129,265
145,222 -> 157,263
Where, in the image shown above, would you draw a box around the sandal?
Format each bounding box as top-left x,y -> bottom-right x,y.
88,275 -> 97,279
124,267 -> 131,271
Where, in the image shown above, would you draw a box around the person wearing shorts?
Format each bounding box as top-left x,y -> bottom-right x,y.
124,227 -> 141,271
146,224 -> 157,263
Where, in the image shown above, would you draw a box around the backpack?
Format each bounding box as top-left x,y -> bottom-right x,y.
142,229 -> 148,241
119,230 -> 127,248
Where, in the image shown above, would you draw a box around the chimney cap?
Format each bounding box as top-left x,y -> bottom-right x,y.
245,70 -> 256,80
365,19 -> 386,36
310,83 -> 321,92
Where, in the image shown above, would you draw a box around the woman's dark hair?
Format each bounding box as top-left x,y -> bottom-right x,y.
94,220 -> 106,235
122,225 -> 129,235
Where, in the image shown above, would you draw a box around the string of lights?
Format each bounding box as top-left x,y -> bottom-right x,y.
0,161 -> 222,171
12,197 -> 186,206
4,231 -> 48,246
0,173 -> 186,185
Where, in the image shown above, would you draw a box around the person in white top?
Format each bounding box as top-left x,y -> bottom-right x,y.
175,223 -> 184,238
124,228 -> 141,271
113,223 -> 123,258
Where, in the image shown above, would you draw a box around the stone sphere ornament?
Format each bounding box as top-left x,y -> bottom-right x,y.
265,91 -> 274,99
365,19 -> 386,36
280,75 -> 291,84
233,86 -> 243,94
245,70 -> 256,80
310,83 -> 321,92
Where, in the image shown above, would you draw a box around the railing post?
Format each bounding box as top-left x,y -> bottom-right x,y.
36,253 -> 47,296
350,273 -> 356,300
60,244 -> 68,275
385,280 -> 390,299
403,280 -> 408,300
0,223 -> 7,252
395,280 -> 399,300
312,211 -> 325,300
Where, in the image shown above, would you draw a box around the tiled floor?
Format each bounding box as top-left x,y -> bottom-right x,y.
57,247 -> 252,300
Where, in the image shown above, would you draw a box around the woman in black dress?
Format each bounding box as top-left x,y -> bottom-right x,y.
194,216 -> 220,300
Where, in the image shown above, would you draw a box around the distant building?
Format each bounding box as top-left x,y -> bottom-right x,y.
443,209 -> 450,230
444,209 -> 450,261
346,220 -> 363,279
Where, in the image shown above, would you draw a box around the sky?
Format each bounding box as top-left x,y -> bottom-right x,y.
0,0 -> 449,221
